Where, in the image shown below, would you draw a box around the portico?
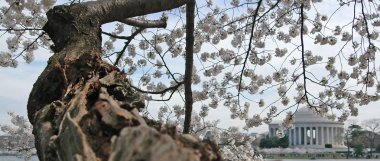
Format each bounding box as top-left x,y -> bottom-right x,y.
268,108 -> 345,148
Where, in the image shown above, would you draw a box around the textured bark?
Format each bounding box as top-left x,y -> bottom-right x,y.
183,0 -> 195,134
27,1 -> 222,161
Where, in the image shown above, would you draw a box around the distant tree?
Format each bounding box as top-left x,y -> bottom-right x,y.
277,135 -> 289,148
0,113 -> 34,161
259,135 -> 288,148
344,123 -> 362,158
362,118 -> 380,158
353,143 -> 365,158
252,133 -> 266,147
376,144 -> 380,153
259,136 -> 274,148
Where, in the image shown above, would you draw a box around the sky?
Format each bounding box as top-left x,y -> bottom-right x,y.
1,58 -> 380,134
0,51 -> 52,126
1,0 -> 380,135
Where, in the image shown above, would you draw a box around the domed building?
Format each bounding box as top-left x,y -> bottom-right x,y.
268,107 -> 345,148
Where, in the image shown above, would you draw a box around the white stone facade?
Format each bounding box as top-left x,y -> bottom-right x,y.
268,108 -> 345,148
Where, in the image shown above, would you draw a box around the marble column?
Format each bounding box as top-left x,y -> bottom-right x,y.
331,127 -> 334,145
304,127 -> 307,145
287,129 -> 291,145
270,128 -> 273,137
331,127 -> 336,145
327,127 -> 330,144
309,127 -> 313,145
276,128 -> 278,137
340,127 -> 344,145
336,127 -> 339,145
293,128 -> 296,145
332,127 -> 335,145
312,127 -> 314,145
321,126 -> 324,146
332,127 -> 334,144
316,127 -> 319,145
288,129 -> 292,145
330,127 -> 332,144
298,127 -> 302,145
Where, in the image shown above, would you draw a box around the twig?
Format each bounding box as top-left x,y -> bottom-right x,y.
237,0 -> 263,104
113,28 -> 144,66
183,0 -> 195,134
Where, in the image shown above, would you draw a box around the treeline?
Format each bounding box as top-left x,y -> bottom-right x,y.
259,135 -> 289,148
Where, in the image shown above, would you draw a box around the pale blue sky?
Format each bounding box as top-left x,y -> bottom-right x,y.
0,54 -> 51,126
1,59 -> 380,133
1,0 -> 380,135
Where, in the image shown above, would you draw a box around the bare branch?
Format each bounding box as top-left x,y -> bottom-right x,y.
237,0 -> 263,102
130,82 -> 183,95
360,0 -> 372,92
119,18 -> 167,28
0,28 -> 43,31
113,28 -> 144,66
85,0 -> 188,24
101,31 -> 132,40
183,0 -> 195,134
12,32 -> 46,61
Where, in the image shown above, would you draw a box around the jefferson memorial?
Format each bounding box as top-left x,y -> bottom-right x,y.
268,108 -> 345,148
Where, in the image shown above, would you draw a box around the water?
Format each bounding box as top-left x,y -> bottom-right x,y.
265,159 -> 380,161
0,156 -> 378,161
0,156 -> 38,161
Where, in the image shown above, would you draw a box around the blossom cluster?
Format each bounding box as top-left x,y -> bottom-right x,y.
90,0 -> 380,159
2,0 -> 380,160
0,0 -> 55,67
0,112 -> 34,161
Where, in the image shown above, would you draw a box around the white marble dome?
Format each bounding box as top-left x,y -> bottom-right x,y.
268,107 -> 346,149
293,107 -> 343,125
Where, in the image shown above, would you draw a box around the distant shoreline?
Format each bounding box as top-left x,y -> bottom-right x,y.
0,151 -> 36,156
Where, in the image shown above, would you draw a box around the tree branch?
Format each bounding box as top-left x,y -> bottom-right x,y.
119,18 -> 167,28
130,82 -> 183,95
237,0 -> 262,102
360,0 -> 372,92
12,32 -> 46,61
113,28 -> 144,66
0,28 -> 43,31
102,31 -> 132,40
139,34 -> 181,83
183,0 -> 195,134
85,0 -> 188,24
300,4 -> 316,111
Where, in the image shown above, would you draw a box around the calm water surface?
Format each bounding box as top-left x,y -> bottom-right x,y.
266,159 -> 380,161
0,157 -> 378,161
0,156 -> 38,161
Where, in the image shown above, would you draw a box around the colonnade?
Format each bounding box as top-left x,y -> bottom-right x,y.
269,125 -> 344,147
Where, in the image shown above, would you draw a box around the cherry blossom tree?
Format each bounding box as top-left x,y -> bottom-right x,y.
1,0 -> 380,161
0,112 -> 34,161
344,120 -> 361,159
361,118 -> 380,158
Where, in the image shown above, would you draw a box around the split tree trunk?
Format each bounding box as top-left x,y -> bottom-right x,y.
27,1 -> 222,161
183,0 -> 195,134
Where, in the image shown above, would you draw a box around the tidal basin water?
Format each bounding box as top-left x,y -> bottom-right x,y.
265,159 -> 380,161
0,157 -> 378,161
0,156 -> 38,161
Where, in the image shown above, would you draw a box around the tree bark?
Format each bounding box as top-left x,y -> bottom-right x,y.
183,0 -> 195,134
27,1 -> 222,161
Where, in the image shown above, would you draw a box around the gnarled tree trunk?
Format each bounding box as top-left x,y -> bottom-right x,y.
27,1 -> 222,161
